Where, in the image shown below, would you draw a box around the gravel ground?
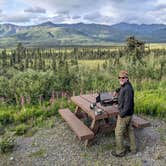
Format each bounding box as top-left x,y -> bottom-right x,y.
0,116 -> 166,166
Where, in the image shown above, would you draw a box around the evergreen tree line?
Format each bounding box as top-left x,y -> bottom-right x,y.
0,37 -> 166,105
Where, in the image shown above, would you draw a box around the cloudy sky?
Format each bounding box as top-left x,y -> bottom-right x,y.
0,0 -> 166,25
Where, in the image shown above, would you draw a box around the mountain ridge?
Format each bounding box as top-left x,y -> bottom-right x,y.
0,22 -> 166,47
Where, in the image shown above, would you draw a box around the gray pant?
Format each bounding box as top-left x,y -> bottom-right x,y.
115,115 -> 136,154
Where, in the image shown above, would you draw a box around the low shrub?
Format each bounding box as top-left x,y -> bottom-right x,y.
0,111 -> 14,125
33,116 -> 46,128
14,106 -> 44,123
14,124 -> 29,135
0,136 -> 15,153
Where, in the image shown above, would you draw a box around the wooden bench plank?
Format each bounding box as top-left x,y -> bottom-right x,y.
59,108 -> 94,141
132,115 -> 150,128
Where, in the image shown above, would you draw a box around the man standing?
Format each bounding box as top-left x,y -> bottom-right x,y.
112,70 -> 136,157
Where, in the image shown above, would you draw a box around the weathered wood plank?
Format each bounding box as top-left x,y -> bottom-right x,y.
81,94 -> 119,116
59,108 -> 94,140
132,115 -> 150,128
71,96 -> 108,120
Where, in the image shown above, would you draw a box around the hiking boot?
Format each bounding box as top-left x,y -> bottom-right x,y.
111,151 -> 126,157
127,149 -> 137,155
125,145 -> 130,152
125,145 -> 137,154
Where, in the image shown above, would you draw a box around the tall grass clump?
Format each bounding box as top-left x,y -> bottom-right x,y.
0,135 -> 15,153
0,97 -> 74,131
135,90 -> 166,118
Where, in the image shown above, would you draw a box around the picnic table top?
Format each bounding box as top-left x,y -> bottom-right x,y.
71,94 -> 119,120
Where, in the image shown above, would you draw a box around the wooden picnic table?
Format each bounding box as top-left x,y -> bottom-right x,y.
59,93 -> 150,145
71,93 -> 119,134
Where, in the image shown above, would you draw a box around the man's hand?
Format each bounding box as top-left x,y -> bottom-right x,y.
113,91 -> 117,97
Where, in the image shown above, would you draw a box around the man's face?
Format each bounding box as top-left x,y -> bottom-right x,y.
118,77 -> 128,86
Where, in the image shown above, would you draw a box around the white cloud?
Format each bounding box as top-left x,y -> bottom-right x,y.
154,4 -> 166,10
2,14 -> 31,23
0,0 -> 5,5
50,15 -> 70,23
0,0 -> 166,25
83,12 -> 112,24
72,15 -> 81,20
0,10 -> 44,25
24,7 -> 46,13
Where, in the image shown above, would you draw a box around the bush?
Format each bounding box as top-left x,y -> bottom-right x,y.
14,124 -> 29,135
0,111 -> 14,125
0,136 -> 15,153
14,106 -> 44,123
33,116 -> 45,127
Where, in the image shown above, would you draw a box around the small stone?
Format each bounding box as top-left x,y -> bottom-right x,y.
10,157 -> 14,161
44,153 -> 48,158
154,151 -> 162,160
136,152 -> 142,157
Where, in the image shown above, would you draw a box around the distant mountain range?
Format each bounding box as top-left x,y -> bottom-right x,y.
0,22 -> 166,47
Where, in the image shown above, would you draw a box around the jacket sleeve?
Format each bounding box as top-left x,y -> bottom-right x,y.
115,87 -> 121,93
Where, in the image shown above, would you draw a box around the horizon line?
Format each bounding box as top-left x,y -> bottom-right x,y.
0,21 -> 166,27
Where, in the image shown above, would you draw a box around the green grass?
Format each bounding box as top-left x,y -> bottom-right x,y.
0,136 -> 15,153
148,43 -> 166,49
79,60 -> 106,69
135,90 -> 166,118
29,148 -> 46,157
14,124 -> 30,136
0,97 -> 75,131
158,128 -> 166,144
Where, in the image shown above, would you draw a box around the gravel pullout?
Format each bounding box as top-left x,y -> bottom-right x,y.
0,116 -> 166,166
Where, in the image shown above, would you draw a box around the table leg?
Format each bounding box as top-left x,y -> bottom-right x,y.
84,139 -> 93,147
74,106 -> 80,114
75,106 -> 83,118
90,119 -> 100,134
75,106 -> 88,120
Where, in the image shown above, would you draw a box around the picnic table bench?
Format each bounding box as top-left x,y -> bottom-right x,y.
59,108 -> 94,141
59,93 -> 150,145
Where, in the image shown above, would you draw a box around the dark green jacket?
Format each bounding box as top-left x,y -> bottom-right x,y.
117,81 -> 134,118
